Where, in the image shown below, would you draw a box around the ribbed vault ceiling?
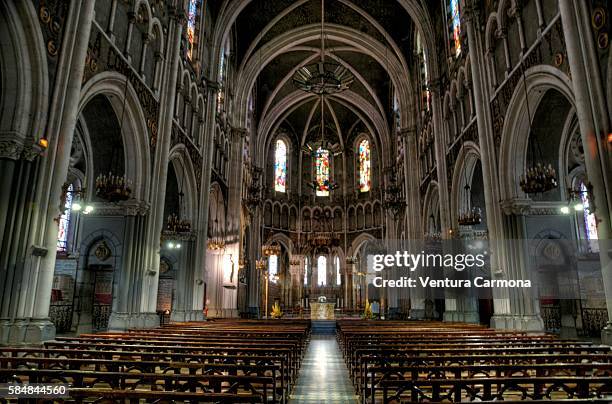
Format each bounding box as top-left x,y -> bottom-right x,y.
230,0 -> 418,153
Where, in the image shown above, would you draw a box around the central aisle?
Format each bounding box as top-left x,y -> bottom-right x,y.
290,335 -> 359,403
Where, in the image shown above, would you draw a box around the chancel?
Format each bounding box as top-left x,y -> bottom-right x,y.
0,0 -> 611,402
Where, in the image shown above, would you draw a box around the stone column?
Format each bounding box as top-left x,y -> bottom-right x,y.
0,0 -> 96,344
559,0 -> 612,344
170,236 -> 198,322
197,82 -> 221,317
135,8 -> 185,326
463,1 -> 514,326
247,214 -> 261,316
398,127 -> 426,319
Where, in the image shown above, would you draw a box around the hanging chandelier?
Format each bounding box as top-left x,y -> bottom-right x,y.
166,213 -> 191,233
292,0 -> 354,95
458,207 -> 482,226
518,68 -> 558,195
303,95 -> 341,193
293,62 -> 354,95
95,172 -> 132,202
164,163 -> 192,235
458,177 -> 482,226
261,241 -> 281,257
520,163 -> 558,194
96,77 -> 133,203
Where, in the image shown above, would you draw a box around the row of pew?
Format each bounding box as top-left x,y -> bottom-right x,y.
336,320 -> 612,403
0,319 -> 311,403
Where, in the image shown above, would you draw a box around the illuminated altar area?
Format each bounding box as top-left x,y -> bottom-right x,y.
310,297 -> 335,320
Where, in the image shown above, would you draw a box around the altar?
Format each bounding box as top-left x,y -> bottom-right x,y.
310,302 -> 335,320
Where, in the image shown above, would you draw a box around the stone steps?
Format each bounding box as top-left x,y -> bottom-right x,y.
311,320 -> 336,335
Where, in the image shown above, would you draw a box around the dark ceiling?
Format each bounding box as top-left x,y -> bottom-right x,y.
231,0 -> 417,149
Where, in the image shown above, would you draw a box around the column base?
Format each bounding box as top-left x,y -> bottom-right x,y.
386,307 -> 400,320
0,318 -> 56,345
560,314 -> 578,339
490,314 -> 544,331
602,323 -> 612,346
443,311 -> 480,323
409,309 -> 425,319
170,310 -> 205,322
108,312 -> 160,331
247,306 -> 260,319
207,308 -> 239,318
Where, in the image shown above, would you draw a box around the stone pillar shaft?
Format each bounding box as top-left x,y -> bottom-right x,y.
559,0 -> 612,343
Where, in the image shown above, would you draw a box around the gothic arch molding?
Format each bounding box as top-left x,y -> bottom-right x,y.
79,71 -> 152,201
498,65 -> 574,201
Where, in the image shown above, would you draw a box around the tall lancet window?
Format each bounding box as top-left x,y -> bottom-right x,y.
580,182 -> 599,252
315,148 -> 330,196
335,256 -> 341,286
187,0 -> 200,60
359,139 -> 371,192
449,0 -> 461,57
217,41 -> 229,113
274,139 -> 287,192
304,257 -> 309,285
416,33 -> 430,111
317,256 -> 327,286
269,254 -> 278,283
57,184 -> 74,252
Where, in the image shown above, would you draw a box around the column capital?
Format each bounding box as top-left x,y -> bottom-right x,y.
460,1 -> 480,25
500,198 -> 531,216
231,126 -> 248,141
0,137 -> 24,160
206,80 -> 220,92
398,127 -> 417,139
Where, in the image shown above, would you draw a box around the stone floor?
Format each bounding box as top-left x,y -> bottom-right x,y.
289,335 -> 359,403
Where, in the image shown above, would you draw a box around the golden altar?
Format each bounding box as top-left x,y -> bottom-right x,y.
310,302 -> 335,320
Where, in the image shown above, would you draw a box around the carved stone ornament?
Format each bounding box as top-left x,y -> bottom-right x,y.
500,198 -> 531,216
94,241 -> 112,261
0,138 -> 23,160
541,240 -> 562,260
87,200 -> 150,216
159,259 -> 170,274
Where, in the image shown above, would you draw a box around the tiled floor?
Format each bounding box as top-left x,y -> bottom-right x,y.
290,335 -> 359,403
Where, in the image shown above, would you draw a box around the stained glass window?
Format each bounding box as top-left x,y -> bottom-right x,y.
450,0 -> 461,57
317,256 -> 327,286
304,257 -> 309,285
274,139 -> 287,192
217,44 -> 228,113
416,33 -> 430,110
580,182 -> 599,252
315,148 -> 330,196
359,139 -> 371,192
57,184 -> 73,252
187,0 -> 199,60
335,256 -> 341,286
269,254 -> 278,283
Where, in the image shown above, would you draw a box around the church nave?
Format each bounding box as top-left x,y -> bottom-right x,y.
290,334 -> 358,404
